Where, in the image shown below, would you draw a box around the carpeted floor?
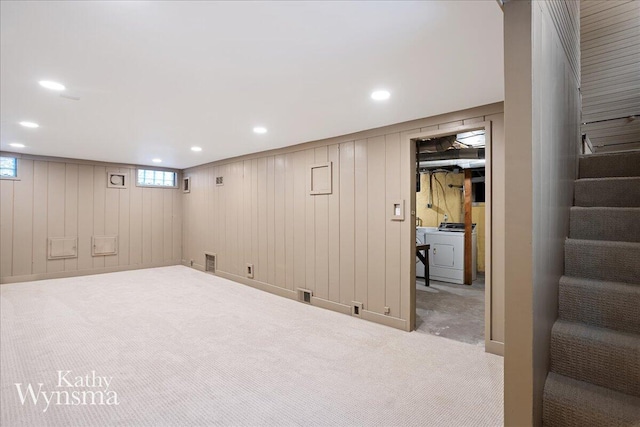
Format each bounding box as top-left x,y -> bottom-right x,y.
1,266 -> 503,426
415,276 -> 485,346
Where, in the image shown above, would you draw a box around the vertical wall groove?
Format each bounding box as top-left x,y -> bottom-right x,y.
180,104 -> 505,331
0,158 -> 182,283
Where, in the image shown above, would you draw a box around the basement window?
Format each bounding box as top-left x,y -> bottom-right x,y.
0,156 -> 17,179
137,169 -> 178,188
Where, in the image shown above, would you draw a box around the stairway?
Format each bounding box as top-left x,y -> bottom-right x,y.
542,151 -> 640,426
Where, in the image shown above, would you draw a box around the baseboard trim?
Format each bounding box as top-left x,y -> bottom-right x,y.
184,260 -> 205,272
201,267 -> 409,331
310,296 -> 352,315
1,260 -> 182,284
361,309 -> 408,330
215,270 -> 297,300
485,340 -> 504,356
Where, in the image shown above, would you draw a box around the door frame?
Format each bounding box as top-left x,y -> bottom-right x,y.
404,121 -> 500,354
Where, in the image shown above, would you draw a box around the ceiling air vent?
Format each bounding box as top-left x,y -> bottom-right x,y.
216,176 -> 224,186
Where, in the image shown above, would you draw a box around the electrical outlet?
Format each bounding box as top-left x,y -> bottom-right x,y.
190,259 -> 194,267
246,263 -> 254,279
351,301 -> 363,317
384,306 -> 390,315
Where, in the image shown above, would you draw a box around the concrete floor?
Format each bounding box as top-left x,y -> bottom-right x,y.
415,275 -> 485,346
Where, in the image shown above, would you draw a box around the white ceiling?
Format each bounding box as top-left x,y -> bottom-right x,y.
0,1 -> 504,169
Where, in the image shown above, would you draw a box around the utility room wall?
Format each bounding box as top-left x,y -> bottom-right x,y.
416,172 -> 486,273
0,155 -> 182,283
416,172 -> 465,226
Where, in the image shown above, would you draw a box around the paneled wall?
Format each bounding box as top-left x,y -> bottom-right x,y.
581,0 -> 640,152
504,0 -> 581,425
0,156 -> 182,283
183,103 -> 505,337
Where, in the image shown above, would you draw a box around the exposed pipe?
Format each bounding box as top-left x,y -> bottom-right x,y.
418,148 -> 485,162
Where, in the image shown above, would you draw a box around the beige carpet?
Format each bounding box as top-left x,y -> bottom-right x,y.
1,266 -> 503,426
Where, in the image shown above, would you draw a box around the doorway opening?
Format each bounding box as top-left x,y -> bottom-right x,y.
411,124 -> 491,349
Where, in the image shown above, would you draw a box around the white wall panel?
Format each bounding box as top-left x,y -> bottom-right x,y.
581,0 -> 640,152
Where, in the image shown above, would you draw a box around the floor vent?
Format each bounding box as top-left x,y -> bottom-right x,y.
205,253 -> 216,273
298,288 -> 312,304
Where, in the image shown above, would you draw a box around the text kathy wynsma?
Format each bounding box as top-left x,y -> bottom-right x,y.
15,371 -> 119,412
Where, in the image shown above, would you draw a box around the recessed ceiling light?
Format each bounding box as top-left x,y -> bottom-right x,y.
371,90 -> 391,101
9,143 -> 25,148
19,121 -> 39,128
39,80 -> 66,91
152,158 -> 162,163
253,126 -> 267,134
191,146 -> 202,152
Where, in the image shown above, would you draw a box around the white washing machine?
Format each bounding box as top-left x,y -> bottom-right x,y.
416,227 -> 435,278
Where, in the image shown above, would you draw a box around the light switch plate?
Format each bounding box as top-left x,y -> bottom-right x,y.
391,199 -> 405,221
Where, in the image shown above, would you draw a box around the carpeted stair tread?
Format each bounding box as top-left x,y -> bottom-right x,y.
565,239 -> 640,284
543,372 -> 640,427
550,320 -> 640,397
559,276 -> 640,334
574,177 -> 640,207
579,151 -> 640,179
570,207 -> 640,242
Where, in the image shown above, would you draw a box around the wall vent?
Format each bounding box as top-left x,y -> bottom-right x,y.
183,177 -> 191,193
352,301 -> 363,317
205,253 -> 216,273
107,171 -> 128,189
216,176 -> 224,186
298,288 -> 313,304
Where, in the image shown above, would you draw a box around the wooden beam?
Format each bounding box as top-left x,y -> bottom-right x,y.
464,169 -> 473,285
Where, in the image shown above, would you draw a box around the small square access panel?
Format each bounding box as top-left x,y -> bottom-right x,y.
48,237 -> 77,259
92,236 -> 118,256
309,162 -> 332,195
